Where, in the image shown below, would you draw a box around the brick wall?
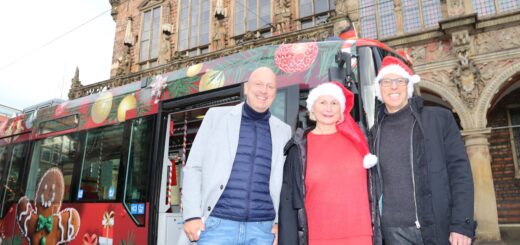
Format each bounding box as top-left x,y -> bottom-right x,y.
488,88 -> 520,224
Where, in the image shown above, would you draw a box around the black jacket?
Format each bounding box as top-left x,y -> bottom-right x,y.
278,128 -> 311,245
369,97 -> 476,245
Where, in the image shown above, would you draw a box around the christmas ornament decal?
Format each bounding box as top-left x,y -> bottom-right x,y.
275,42 -> 319,73
91,92 -> 113,124
117,94 -> 137,122
186,63 -> 203,77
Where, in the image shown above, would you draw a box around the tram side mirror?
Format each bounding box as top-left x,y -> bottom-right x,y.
329,50 -> 353,87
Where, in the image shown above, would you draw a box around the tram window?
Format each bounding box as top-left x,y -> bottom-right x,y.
124,117 -> 154,225
271,90 -> 287,122
0,142 -> 10,214
38,114 -> 79,134
27,133 -> 80,202
4,143 -> 27,203
1,142 -> 28,216
297,91 -> 315,129
78,125 -> 123,201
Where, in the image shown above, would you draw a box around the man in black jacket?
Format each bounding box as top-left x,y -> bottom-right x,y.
369,56 -> 476,245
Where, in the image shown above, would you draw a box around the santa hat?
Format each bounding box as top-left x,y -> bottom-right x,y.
306,83 -> 346,114
307,82 -> 378,169
374,56 -> 420,101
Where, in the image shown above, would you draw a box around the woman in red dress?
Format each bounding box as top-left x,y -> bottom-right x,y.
278,82 -> 376,245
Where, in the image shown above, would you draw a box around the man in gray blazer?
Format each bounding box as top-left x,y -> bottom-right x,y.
179,66 -> 292,245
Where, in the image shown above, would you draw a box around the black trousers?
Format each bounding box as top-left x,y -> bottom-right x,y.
383,226 -> 424,245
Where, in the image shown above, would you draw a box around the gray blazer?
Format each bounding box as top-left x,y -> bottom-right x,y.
178,102 -> 292,244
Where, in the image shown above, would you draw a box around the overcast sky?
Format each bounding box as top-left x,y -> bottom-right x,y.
0,1 -> 115,110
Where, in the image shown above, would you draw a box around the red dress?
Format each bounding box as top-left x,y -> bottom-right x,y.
305,132 -> 372,245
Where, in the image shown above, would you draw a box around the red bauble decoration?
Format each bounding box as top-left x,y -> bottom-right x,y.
275,42 -> 319,73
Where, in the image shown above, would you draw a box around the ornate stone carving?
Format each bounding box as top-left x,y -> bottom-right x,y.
161,35 -> 172,63
68,67 -> 83,100
335,0 -> 359,21
475,26 -> 520,54
335,0 -> 349,16
449,30 -> 483,108
162,2 -> 173,35
394,0 -> 403,35
476,59 -> 516,82
117,46 -> 132,76
420,69 -> 455,88
407,41 -> 451,65
333,17 -> 356,38
452,30 -> 471,57
109,0 -> 120,20
124,17 -> 133,47
215,0 -> 226,20
298,29 -> 332,41
452,52 -> 483,109
275,0 -> 291,34
242,31 -> 256,42
447,0 -> 465,17
138,0 -> 163,10
213,19 -> 227,50
160,2 -> 173,62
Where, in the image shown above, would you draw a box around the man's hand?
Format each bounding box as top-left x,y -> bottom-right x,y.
272,223 -> 278,245
449,232 -> 471,245
184,219 -> 205,242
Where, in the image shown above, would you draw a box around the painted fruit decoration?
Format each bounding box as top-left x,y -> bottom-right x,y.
117,94 -> 137,122
91,92 -> 113,124
199,69 -> 225,92
16,168 -> 81,245
186,63 -> 203,77
275,42 -> 319,73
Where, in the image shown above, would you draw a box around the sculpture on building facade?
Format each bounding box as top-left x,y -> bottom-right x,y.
335,0 -> 349,16
451,31 -> 483,109
275,0 -> 291,34
161,2 -> 173,62
213,19 -> 227,50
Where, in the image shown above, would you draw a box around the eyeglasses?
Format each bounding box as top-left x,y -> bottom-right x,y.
379,78 -> 409,87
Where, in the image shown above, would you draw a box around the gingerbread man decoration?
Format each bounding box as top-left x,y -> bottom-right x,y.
16,167 -> 81,245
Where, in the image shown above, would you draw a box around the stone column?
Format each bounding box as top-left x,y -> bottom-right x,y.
461,128 -> 504,244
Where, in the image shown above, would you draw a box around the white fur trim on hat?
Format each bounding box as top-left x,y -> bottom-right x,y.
363,153 -> 378,169
306,83 -> 346,113
374,65 -> 421,102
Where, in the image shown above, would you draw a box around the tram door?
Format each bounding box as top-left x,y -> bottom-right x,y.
155,83 -> 299,244
156,87 -> 242,245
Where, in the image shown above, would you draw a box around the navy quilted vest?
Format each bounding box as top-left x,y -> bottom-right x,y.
211,103 -> 274,221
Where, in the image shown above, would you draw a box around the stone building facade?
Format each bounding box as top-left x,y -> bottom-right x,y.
68,0 -> 520,243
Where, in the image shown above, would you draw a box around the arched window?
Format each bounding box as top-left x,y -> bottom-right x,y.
234,0 -> 271,36
178,0 -> 210,56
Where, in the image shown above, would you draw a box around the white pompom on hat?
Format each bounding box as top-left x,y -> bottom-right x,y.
306,82 -> 346,114
374,56 -> 421,101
